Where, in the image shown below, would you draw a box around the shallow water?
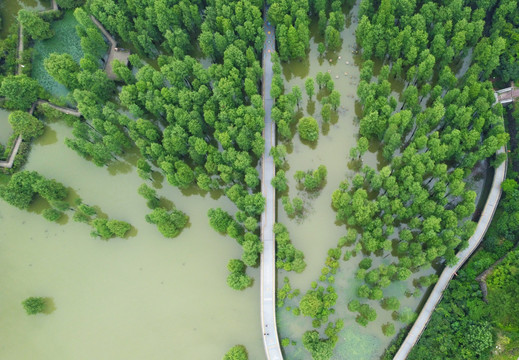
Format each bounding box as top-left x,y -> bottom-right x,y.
0,108 -> 12,145
31,11 -> 83,99
0,121 -> 264,359
275,3 -> 442,359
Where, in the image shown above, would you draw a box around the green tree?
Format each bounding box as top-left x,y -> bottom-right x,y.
18,10 -> 54,40
271,170 -> 288,192
44,53 -> 80,89
298,117 -> 319,142
106,220 -> 131,237
223,345 -> 248,360
146,207 -> 188,238
305,78 -> 315,99
8,111 -> 44,139
321,103 -> 331,123
382,323 -> 395,336
43,208 -> 63,222
0,75 -> 42,110
21,297 -> 46,315
55,0 -> 84,8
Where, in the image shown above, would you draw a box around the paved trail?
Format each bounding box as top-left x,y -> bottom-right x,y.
89,15 -> 129,80
394,146 -> 507,359
260,12 -> 283,360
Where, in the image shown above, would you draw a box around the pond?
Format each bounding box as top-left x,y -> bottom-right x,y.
32,10 -> 83,99
0,120 -> 264,359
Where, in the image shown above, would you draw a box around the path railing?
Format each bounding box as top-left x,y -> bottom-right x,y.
394,145 -> 507,359
260,7 -> 283,360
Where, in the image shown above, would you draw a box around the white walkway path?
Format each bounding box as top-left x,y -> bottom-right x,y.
394,145 -> 507,359
260,10 -> 283,360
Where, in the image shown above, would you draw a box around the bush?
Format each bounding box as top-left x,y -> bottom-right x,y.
43,208 -> 62,222
382,323 -> 396,337
21,297 -> 45,315
223,345 -> 248,360
298,116 -> 319,142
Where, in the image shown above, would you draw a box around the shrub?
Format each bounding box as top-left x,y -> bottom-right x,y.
21,297 -> 45,315
298,116 -> 319,142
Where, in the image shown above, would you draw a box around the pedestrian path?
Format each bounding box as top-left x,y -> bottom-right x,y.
260,11 -> 283,360
393,145 -> 507,359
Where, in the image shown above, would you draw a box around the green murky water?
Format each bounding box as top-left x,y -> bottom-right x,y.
0,121 -> 264,359
32,11 -> 83,99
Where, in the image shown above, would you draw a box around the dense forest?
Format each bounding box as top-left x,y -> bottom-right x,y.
0,0 -> 518,358
388,103 -> 519,360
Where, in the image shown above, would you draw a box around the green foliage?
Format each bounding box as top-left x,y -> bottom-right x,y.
359,258 -> 372,270
281,196 -> 304,217
381,296 -> 400,311
146,207 -> 188,238
56,0 -> 84,8
43,208 -> 63,222
32,11 -> 83,98
298,116 -> 319,142
106,220 -> 131,238
223,345 -> 248,360
0,171 -> 68,210
21,296 -> 45,315
299,285 -> 337,324
44,53 -> 80,89
294,165 -> 327,191
18,10 -> 54,40
274,223 -> 306,273
226,259 -> 252,291
0,75 -> 42,110
398,307 -> 417,324
302,330 -> 335,360
8,111 -> 44,139
208,208 -> 233,234
382,323 -> 396,337
271,169 -> 288,192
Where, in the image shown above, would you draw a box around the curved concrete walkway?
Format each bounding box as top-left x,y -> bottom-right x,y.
394,145 -> 507,360
89,15 -> 129,80
260,9 -> 283,360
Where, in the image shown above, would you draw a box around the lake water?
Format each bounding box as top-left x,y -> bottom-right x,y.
0,121 -> 264,359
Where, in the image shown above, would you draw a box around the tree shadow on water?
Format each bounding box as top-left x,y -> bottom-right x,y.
42,297 -> 56,315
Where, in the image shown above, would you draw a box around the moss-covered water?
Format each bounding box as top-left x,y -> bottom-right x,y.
0,121 -> 264,359
31,11 -> 83,99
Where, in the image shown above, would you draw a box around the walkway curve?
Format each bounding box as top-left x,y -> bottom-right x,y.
394,145 -> 507,360
89,15 -> 129,80
260,8 -> 283,360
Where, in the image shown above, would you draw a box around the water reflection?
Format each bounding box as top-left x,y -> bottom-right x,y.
42,297 -> 56,315
34,126 -> 58,146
